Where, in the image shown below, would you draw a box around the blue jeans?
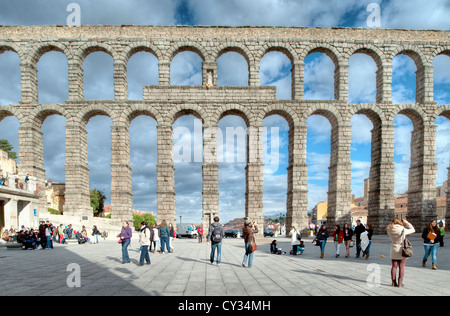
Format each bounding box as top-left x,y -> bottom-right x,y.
320,240 -> 327,253
160,236 -> 171,253
242,242 -> 254,267
46,237 -> 52,249
121,239 -> 131,263
139,245 -> 151,265
210,242 -> 222,264
423,243 -> 438,264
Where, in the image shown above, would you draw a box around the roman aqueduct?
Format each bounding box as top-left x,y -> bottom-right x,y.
0,25 -> 449,234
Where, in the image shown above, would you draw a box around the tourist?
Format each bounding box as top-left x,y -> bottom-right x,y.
206,216 -> 224,266
422,219 -> 440,270
362,223 -> 373,260
289,226 -> 301,255
138,221 -> 151,266
270,240 -> 283,255
168,222 -> 175,253
386,218 -> 415,287
242,219 -> 258,268
45,221 -> 53,249
57,224 -> 64,243
343,223 -> 353,258
354,219 -> 366,258
117,221 -> 132,264
91,225 -> 100,244
152,224 -> 160,253
316,224 -> 329,258
439,221 -> 445,248
159,220 -> 171,254
332,225 -> 344,258
38,221 -> 47,250
198,225 -> 204,243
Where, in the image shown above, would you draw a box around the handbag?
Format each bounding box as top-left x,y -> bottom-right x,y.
118,238 -> 123,244
312,237 -> 320,246
349,240 -> 355,248
250,241 -> 257,252
401,229 -> 413,257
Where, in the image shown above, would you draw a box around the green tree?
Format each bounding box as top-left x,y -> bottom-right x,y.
132,213 -> 156,231
0,139 -> 17,160
90,188 -> 106,216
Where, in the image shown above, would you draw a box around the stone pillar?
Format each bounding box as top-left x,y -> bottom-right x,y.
110,124 -> 133,226
64,123 -> 91,216
406,123 -> 438,228
202,62 -> 217,86
367,123 -> 395,233
19,61 -> 38,105
327,123 -> 352,227
114,61 -> 128,100
18,124 -> 46,213
202,125 -> 219,237
68,58 -> 84,101
286,124 -> 309,235
376,63 -> 393,104
156,124 -> 176,224
334,63 -> 349,103
291,62 -> 304,100
159,60 -> 171,86
245,125 -> 264,236
248,61 -> 260,87
416,63 -> 435,104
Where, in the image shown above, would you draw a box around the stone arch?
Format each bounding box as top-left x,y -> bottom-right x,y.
433,105 -> 450,122
0,43 -> 25,61
214,104 -> 254,127
121,42 -> 163,64
169,104 -> 207,126
349,104 -> 385,127
27,42 -> 71,64
431,46 -> 450,60
120,103 -> 162,127
75,42 -> 118,64
78,104 -> 116,127
391,104 -> 427,127
301,103 -> 343,128
388,45 -> 426,69
167,43 -> 207,62
27,104 -> 71,127
345,45 -> 384,68
0,106 -> 24,125
258,105 -> 299,130
257,43 -> 297,66
300,43 -> 341,66
215,44 -> 254,66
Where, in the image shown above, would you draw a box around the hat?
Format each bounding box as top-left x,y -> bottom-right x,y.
244,218 -> 252,225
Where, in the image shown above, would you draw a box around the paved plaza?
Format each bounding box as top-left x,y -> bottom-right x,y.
0,233 -> 449,297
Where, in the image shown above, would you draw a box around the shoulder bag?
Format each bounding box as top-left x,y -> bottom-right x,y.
401,229 -> 413,257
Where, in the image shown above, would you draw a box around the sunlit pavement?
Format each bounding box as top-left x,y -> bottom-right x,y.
1,233 -> 449,296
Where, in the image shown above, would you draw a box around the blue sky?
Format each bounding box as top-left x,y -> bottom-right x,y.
0,0 -> 449,223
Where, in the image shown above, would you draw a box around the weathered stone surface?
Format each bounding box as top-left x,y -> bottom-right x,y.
1,25 -> 449,234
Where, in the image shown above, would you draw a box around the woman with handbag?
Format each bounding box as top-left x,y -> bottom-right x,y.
117,221 -> 132,264
316,224 -> 329,258
289,226 -> 301,255
242,219 -> 258,268
342,223 -> 353,258
421,220 -> 440,270
386,218 -> 415,288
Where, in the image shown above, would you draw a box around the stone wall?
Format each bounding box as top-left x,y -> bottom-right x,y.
0,25 -> 449,234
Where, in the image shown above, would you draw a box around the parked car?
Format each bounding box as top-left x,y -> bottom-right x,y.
225,229 -> 242,238
176,224 -> 198,239
264,228 -> 274,237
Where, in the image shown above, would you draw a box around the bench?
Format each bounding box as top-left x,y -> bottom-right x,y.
0,242 -> 24,250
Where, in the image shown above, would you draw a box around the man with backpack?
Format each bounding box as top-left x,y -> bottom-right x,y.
206,216 -> 224,266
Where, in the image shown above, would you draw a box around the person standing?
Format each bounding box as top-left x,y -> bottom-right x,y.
362,223 -> 373,260
342,223 -> 353,258
168,222 -> 175,253
198,225 -> 204,243
152,224 -> 160,253
159,220 -> 171,254
438,221 -> 445,248
206,216 -> 224,266
289,226 -> 301,255
332,225 -> 344,258
91,225 -> 100,244
242,219 -> 258,268
386,218 -> 415,288
38,221 -> 47,250
354,219 -> 366,258
138,222 -> 151,266
316,224 -> 329,258
422,220 -> 440,270
118,221 -> 132,264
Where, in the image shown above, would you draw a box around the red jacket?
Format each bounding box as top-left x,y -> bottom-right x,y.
332,230 -> 344,243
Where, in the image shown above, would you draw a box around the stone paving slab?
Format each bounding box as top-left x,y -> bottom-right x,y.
0,233 -> 449,297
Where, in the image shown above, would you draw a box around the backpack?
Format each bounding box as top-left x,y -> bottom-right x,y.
211,225 -> 222,243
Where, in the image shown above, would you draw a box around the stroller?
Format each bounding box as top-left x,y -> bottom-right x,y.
76,232 -> 86,244
290,240 -> 305,255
